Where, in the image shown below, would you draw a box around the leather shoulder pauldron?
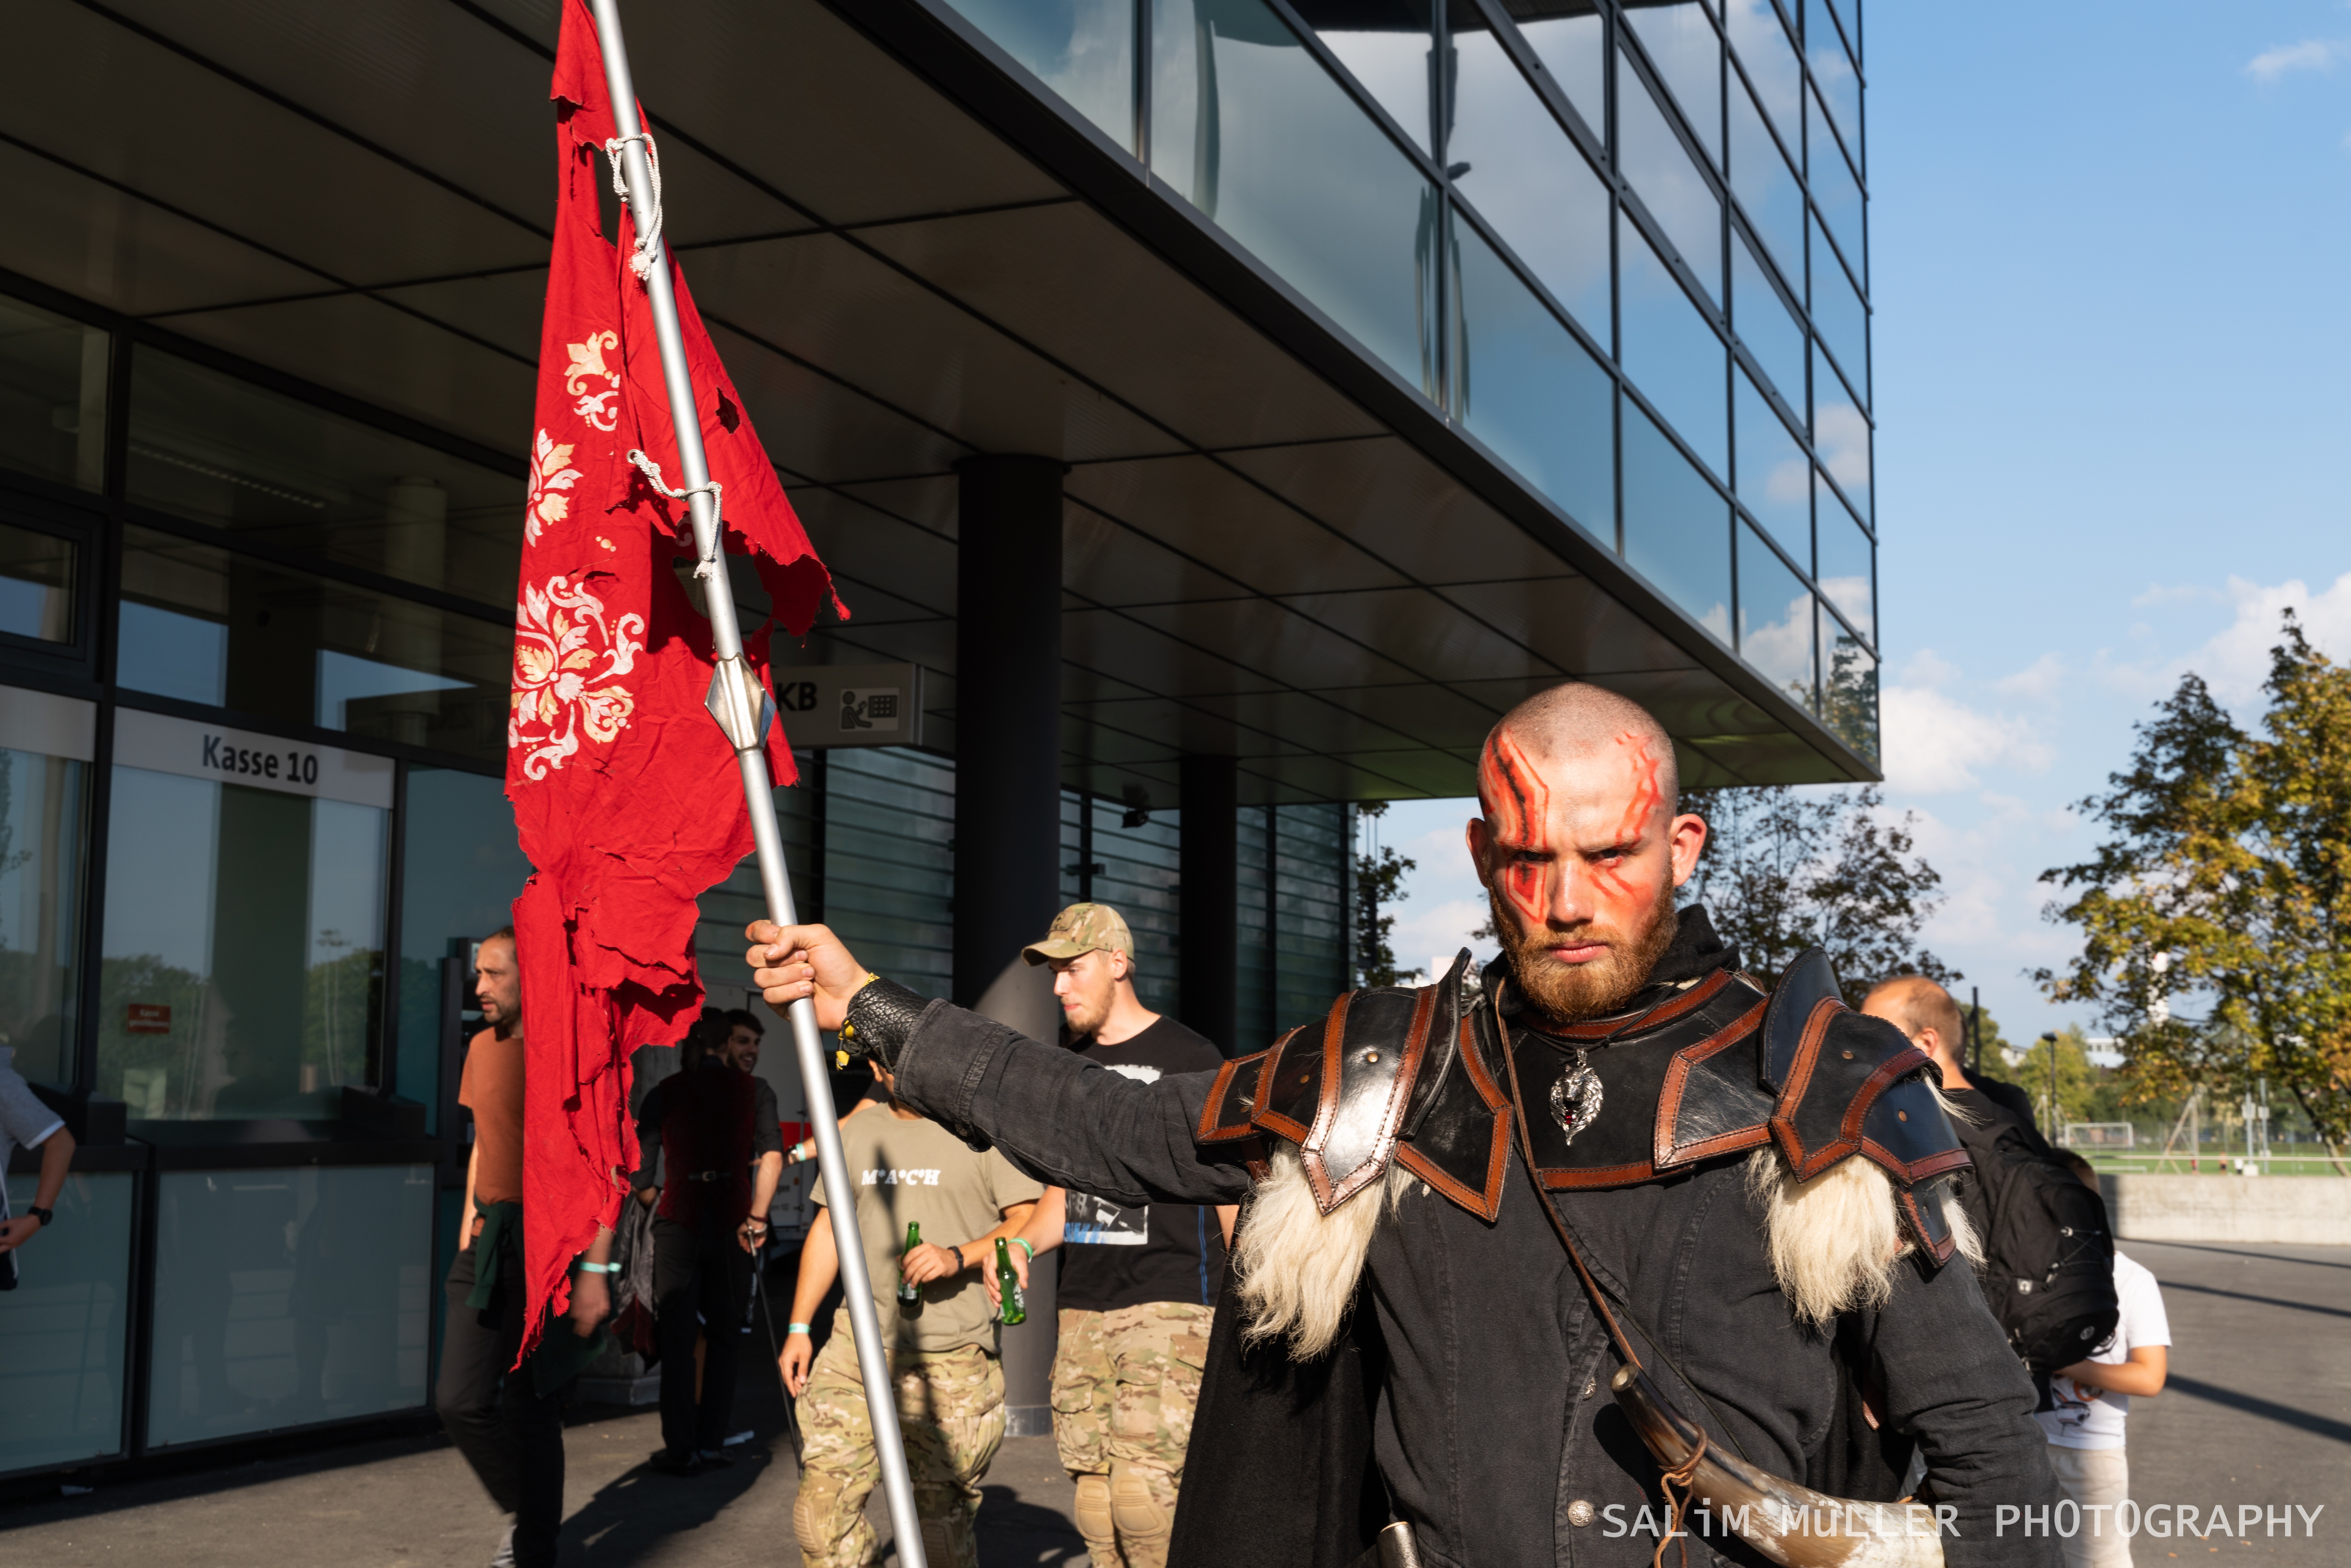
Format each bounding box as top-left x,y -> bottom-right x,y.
1199,948 -> 1972,1266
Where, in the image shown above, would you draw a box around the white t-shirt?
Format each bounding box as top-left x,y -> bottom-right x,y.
2036,1250 -> 2171,1450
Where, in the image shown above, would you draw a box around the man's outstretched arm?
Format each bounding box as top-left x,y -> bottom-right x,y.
747,920 -> 1251,1208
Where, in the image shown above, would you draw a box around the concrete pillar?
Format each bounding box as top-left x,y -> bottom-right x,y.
951,453 -> 1066,1435
1179,754 -> 1239,1054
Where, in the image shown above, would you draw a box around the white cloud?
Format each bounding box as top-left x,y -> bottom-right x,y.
1995,652 -> 2067,702
1900,648 -> 1963,689
2245,39 -> 2343,81
2141,570 -> 2351,709
1880,685 -> 2053,794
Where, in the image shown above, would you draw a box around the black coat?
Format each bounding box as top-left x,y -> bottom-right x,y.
889,925 -> 2058,1567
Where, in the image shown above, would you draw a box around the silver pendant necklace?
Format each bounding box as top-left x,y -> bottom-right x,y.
1550,1047 -> 1604,1144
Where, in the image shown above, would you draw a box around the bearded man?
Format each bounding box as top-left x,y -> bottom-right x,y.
746,683 -> 2057,1568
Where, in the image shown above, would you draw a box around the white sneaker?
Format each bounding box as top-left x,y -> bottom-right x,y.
489,1522 -> 516,1568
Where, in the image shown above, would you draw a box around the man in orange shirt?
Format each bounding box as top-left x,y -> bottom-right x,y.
435,927 -> 614,1568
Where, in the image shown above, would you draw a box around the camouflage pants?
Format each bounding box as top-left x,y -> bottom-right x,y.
794,1308 -> 1006,1568
1049,1302 -> 1213,1568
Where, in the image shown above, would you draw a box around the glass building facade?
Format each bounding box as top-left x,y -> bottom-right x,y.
949,0 -> 1878,757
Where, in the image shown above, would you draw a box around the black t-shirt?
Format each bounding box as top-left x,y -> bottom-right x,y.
1056,1017 -> 1231,1313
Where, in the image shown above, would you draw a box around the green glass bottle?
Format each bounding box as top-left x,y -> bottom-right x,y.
995,1237 -> 1025,1325
898,1222 -> 922,1305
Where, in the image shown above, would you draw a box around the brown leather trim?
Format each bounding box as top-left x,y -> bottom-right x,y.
1311,983 -> 1437,1209
1651,998 -> 1770,1170
1766,995 -> 1850,1179
1540,1160 -> 1657,1189
1242,1149 -> 1271,1184
1842,1045 -> 1930,1147
1543,968 -> 1736,1039
1250,1006 -> 1327,1147
1292,992 -> 1357,1207
1393,1014 -> 1512,1220
1196,1046 -> 1275,1144
1900,1187 -> 1960,1267
1456,1008 -> 1511,1112
1780,1033 -> 1930,1182
1864,1142 -> 1973,1186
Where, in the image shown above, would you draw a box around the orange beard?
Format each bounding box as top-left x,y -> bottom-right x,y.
1490,875 -> 1680,1025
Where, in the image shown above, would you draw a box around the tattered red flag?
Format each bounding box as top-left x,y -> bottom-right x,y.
507,0 -> 842,1355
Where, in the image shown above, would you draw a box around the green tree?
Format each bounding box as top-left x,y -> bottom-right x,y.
2010,1027 -> 2104,1130
1680,785 -> 1960,1003
2038,612 -> 2351,1157
1354,802 -> 1418,987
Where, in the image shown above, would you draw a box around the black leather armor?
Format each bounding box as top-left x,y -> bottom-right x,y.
1196,946 -> 1971,1264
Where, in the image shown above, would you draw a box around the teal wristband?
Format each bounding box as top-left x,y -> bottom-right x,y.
575,1260 -> 620,1275
1012,1237 -> 1034,1260
787,1323 -> 811,1335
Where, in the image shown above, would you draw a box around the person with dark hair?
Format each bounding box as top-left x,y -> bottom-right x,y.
435,927 -> 615,1568
748,681 -> 2059,1568
634,1006 -> 784,1474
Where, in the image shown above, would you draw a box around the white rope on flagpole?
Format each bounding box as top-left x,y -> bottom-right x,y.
602,130 -> 663,280
625,449 -> 722,579
585,6 -> 931,1564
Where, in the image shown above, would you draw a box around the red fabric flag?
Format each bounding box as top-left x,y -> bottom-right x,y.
507,0 -> 841,1354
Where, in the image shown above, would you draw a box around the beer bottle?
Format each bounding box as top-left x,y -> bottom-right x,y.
995,1237 -> 1025,1325
898,1222 -> 922,1305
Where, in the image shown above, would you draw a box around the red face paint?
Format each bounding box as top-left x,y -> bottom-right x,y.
1478,726 -> 1551,926
1590,733 -> 1665,904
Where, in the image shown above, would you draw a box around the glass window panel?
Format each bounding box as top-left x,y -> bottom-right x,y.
116,527 -> 513,762
824,747 -> 956,1001
942,0 -> 1137,148
1806,85 -> 1865,287
1616,50 -> 1721,301
0,295 -> 107,494
1273,802 -> 1351,1035
1737,523 -> 1815,711
1619,215 -> 1727,478
1624,2 -> 1721,165
127,351 -> 523,608
1500,0 -> 1603,138
1809,213 -> 1868,406
1728,77 -> 1802,284
1623,404 -> 1730,642
1808,20 -> 1860,161
1723,0 -> 1801,148
1732,235 -> 1806,409
1820,599 -> 1878,763
101,759 -> 388,1122
1451,214 -> 1616,536
1153,0 -> 1443,395
0,521 -> 74,643
1820,0 -> 1859,67
1812,341 -> 1870,520
1445,20 -> 1610,336
0,740 -> 85,1089
0,1169 -> 133,1470
1091,793 -> 1182,1018
1295,0 -> 1434,153
394,767 -> 530,1133
1815,481 -> 1873,642
147,1164 -> 432,1445
1733,367 -> 1809,562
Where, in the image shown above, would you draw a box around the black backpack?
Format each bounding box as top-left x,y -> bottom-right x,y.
1950,1108 -> 2119,1371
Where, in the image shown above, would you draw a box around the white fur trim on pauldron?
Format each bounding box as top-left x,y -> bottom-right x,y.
1746,1146 -> 1982,1328
1233,1145 -> 1416,1360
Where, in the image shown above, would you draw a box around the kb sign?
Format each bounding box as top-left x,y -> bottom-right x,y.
772,662 -> 926,751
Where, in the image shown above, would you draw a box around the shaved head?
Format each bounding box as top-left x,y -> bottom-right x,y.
1467,682 -> 1703,1023
1862,975 -> 1964,1047
1481,683 -> 1679,820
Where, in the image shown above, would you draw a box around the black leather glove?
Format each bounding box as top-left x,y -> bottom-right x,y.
839,976 -> 930,1072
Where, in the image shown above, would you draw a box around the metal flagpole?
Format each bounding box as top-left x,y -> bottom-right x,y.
584,6 -> 928,1560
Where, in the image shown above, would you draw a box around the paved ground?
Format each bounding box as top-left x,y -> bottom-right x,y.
3,1241 -> 2343,1566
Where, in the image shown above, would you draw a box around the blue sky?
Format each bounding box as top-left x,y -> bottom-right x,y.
1379,1 -> 2351,1044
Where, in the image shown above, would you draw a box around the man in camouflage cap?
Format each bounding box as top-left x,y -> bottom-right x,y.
992,902 -> 1237,1568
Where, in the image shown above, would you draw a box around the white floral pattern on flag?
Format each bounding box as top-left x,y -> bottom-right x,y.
509,574 -> 645,778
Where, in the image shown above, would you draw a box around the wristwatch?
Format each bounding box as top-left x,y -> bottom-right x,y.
25,1206 -> 54,1228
